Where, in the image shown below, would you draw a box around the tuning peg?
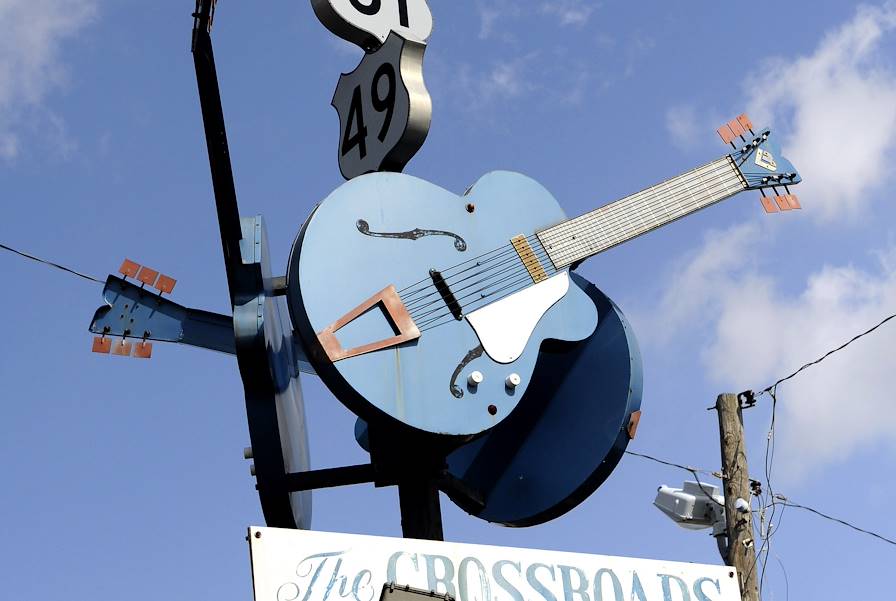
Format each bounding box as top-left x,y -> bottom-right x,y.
112,338 -> 134,356
136,265 -> 160,287
717,124 -> 736,146
119,258 -> 140,279
736,114 -> 754,134
92,336 -> 112,354
134,340 -> 153,359
727,118 -> 746,138
759,195 -> 779,213
718,113 -> 755,147
774,195 -> 793,211
154,274 -> 177,295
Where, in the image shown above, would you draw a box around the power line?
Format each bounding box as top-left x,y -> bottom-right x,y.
624,450 -> 725,507
0,242 -> 105,284
624,450 -> 721,478
775,495 -> 896,547
756,312 -> 896,397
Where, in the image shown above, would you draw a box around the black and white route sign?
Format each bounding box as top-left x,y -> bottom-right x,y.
311,0 -> 433,48
332,32 -> 431,180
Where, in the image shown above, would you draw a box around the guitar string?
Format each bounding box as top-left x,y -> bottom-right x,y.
417,272 -> 539,331
543,162 -> 737,253
536,161 -> 728,256
540,158 -> 733,241
406,170 -> 744,326
402,245 -> 519,304
404,252 -> 537,313
405,169 -> 742,324
539,161 -> 737,266
547,176 -> 745,268
398,244 -> 518,296
538,159 -> 731,242
404,166 -> 739,313
403,162 -> 737,307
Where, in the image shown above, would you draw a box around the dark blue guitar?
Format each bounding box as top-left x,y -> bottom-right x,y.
287,118 -> 802,437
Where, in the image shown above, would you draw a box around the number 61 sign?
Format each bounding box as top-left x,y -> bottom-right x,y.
331,32 -> 431,180
311,0 -> 433,48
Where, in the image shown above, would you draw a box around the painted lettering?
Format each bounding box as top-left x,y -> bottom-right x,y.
296,552 -> 348,601
424,555 -> 457,598
323,558 -> 353,601
593,569 -> 623,601
386,551 -> 420,584
659,575 -> 691,601
526,563 -> 558,601
492,560 -> 524,601
352,570 -> 375,601
559,565 -> 591,601
692,578 -> 720,601
277,583 -> 301,601
458,557 -> 490,601
630,573 -> 648,601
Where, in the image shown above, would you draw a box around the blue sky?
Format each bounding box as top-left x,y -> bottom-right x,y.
2,1 -> 896,599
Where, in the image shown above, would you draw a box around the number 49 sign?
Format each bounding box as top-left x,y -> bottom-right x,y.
331,32 -> 431,180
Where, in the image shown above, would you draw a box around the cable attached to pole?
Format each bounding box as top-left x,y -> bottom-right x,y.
0,242 -> 104,284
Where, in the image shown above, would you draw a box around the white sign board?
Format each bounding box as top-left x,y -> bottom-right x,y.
249,528 -> 741,601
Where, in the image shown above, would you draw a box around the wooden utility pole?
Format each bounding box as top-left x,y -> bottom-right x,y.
716,393 -> 759,601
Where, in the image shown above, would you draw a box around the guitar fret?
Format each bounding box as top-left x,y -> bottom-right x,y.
538,158 -> 744,268
556,162 -> 733,250
555,162 -> 725,251
542,172 -> 715,259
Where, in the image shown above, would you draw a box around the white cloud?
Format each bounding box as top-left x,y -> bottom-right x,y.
665,104 -> 702,150
0,0 -> 97,161
477,0 -> 595,39
646,221 -> 896,480
452,53 -> 540,112
746,2 -> 896,220
476,1 -> 521,40
540,1 -> 595,27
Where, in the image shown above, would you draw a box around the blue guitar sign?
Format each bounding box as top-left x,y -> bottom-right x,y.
287,122 -> 803,437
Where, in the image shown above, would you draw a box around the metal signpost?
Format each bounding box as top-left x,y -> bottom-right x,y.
82,2 -> 805,599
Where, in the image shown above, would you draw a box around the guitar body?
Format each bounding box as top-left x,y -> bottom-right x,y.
287,171 -> 598,437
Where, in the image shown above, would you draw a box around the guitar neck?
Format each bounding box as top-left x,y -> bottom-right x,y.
537,156 -> 747,269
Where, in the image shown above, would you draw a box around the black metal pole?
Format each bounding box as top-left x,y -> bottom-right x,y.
398,477 -> 444,541
191,0 -> 245,306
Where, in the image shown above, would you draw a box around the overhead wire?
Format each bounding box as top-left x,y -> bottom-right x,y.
775,496 -> 896,547
1,242 -> 105,284
624,450 -> 726,508
756,312 -> 896,398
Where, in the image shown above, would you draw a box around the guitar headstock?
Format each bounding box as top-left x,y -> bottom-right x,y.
718,114 -> 803,213
90,259 -> 179,359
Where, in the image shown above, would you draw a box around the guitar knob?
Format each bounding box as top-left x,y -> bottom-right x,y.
468,371 -> 484,386
505,373 -> 521,389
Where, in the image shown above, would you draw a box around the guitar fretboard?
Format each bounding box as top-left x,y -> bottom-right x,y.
537,157 -> 746,268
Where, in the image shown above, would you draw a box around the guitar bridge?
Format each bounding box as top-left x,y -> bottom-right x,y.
429,269 -> 464,320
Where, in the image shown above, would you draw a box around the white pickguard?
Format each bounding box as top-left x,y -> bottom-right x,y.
465,272 -> 570,364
